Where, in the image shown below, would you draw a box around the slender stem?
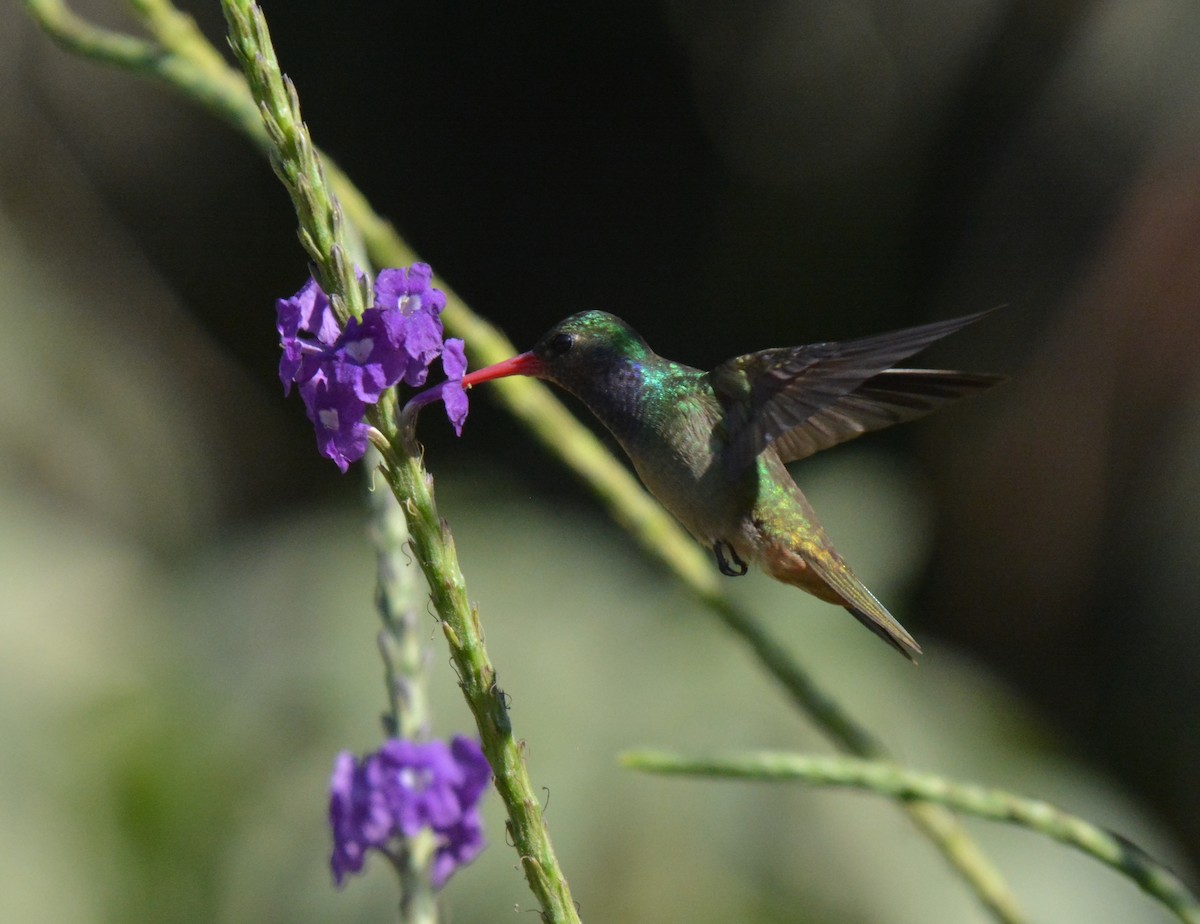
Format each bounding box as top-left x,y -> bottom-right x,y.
213,1 -> 580,919
369,461 -> 437,924
623,750 -> 1200,924
218,0 -> 363,319
370,425 -> 579,922
370,474 -> 431,743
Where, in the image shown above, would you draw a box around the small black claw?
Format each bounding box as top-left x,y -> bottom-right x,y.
713,540 -> 748,577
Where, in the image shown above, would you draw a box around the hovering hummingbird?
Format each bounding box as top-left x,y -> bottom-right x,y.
456,310 -> 1003,660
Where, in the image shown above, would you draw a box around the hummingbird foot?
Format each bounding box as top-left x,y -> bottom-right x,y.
712,540 -> 748,577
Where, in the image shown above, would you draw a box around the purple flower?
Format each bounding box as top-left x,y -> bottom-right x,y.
299,367 -> 370,473
336,310 -> 410,402
329,751 -> 393,883
328,736 -> 490,889
431,811 -> 487,889
276,277 -> 340,393
373,265 -> 448,388
275,265 -> 468,469
399,338 -> 471,436
440,339 -> 469,436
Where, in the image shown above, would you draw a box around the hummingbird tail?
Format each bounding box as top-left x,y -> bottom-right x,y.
842,604 -> 922,663
763,542 -> 923,662
818,566 -> 922,663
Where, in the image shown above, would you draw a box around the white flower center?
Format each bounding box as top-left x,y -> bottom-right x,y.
318,409 -> 340,430
398,767 -> 433,791
397,294 -> 422,316
344,337 -> 374,363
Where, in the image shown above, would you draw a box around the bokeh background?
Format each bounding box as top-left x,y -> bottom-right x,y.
5,1 -> 1200,921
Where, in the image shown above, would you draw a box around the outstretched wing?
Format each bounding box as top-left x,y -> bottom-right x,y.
710,309 -> 999,474
770,369 -> 1005,464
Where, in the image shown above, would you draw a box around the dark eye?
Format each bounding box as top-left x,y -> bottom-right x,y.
546,332 -> 577,357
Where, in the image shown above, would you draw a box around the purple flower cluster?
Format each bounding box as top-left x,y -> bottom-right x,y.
329,736 -> 490,889
277,265 -> 467,471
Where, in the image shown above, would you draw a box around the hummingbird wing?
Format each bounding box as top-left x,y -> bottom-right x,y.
711,309 -> 998,474
770,369 -> 1006,464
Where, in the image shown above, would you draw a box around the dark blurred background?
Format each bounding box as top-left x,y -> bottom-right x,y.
6,1 -> 1200,922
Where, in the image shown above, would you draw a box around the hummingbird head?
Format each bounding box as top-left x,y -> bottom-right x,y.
461,311 -> 651,395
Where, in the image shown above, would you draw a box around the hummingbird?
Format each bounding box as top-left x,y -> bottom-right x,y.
456,310 -> 1003,661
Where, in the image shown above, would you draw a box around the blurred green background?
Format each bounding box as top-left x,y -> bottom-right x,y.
5,1 -> 1200,921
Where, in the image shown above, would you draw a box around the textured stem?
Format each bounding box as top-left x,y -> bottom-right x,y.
623,751 -> 1200,924
370,428 -> 579,922
218,0 -> 364,319
369,464 -> 437,924
370,474 -> 431,743
214,2 -> 580,919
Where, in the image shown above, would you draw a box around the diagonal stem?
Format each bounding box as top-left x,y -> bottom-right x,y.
214,1 -> 582,918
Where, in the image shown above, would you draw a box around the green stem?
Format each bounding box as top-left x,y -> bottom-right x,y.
623,750 -> 1200,924
370,426 -> 579,922
215,1 -> 579,919
369,462 -> 437,924
218,0 -> 363,318
370,471 -> 432,743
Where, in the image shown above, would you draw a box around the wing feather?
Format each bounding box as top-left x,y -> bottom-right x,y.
771,369 -> 1006,463
711,309 -> 999,473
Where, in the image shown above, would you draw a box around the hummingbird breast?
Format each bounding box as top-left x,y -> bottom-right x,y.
607,368 -> 763,556
553,353 -> 766,556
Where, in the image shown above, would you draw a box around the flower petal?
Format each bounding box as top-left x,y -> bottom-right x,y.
431,811 -> 487,890
442,338 -> 467,379
300,370 -> 370,472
